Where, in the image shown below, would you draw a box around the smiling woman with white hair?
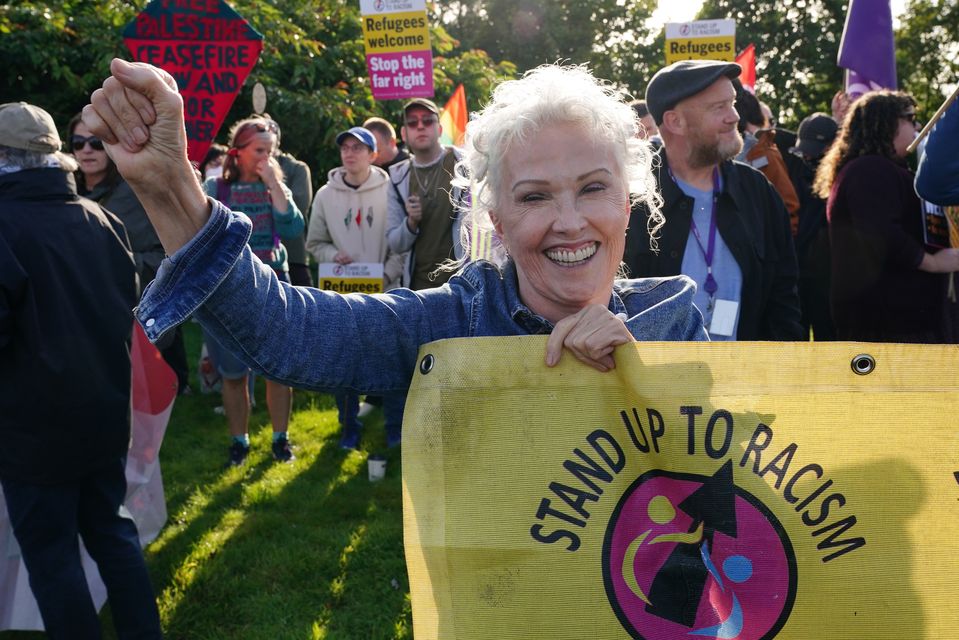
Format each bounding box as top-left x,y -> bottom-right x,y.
80,60 -> 706,409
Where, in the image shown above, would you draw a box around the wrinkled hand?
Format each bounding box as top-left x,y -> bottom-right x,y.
81,58 -> 209,255
333,250 -> 353,265
83,59 -> 186,185
545,305 -> 635,372
406,195 -> 423,230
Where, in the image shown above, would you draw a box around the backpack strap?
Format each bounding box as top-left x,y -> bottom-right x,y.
390,163 -> 410,218
215,177 -> 230,205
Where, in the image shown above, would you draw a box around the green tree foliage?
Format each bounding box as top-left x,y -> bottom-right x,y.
437,0 -> 658,92
0,1 -> 132,124
694,0 -> 848,127
0,0 -> 516,183
693,0 -> 958,128
895,0 -> 959,119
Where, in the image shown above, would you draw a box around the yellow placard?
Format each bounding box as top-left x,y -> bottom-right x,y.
361,10 -> 429,54
665,36 -> 736,64
318,277 -> 383,293
403,338 -> 959,639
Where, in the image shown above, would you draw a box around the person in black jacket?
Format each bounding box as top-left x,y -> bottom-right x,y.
624,61 -> 804,341
0,102 -> 162,638
788,113 -> 839,341
68,112 -> 190,394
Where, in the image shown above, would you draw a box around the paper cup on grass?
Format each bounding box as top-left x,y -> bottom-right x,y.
368,454 -> 387,482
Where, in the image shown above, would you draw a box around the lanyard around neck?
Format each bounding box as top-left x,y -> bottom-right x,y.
684,167 -> 721,299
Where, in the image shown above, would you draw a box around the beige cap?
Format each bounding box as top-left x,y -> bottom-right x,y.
0,102 -> 64,153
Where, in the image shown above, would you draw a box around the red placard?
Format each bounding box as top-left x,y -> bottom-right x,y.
123,0 -> 263,164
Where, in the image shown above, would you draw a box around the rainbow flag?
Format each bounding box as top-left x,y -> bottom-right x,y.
439,84 -> 467,147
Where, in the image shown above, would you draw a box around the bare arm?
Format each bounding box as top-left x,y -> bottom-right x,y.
918,248 -> 959,273
82,59 -> 210,255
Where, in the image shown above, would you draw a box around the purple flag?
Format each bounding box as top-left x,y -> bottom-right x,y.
837,0 -> 897,97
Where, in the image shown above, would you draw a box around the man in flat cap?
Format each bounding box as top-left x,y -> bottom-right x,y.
0,102 -> 162,637
624,60 -> 803,340
386,97 -> 467,290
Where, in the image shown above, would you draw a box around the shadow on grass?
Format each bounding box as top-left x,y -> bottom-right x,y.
154,398 -> 409,639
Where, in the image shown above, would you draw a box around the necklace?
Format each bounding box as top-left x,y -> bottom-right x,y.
411,156 -> 444,201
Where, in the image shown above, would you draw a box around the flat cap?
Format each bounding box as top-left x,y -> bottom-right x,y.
645,60 -> 741,125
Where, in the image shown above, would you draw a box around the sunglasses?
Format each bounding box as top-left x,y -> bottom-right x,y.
405,116 -> 437,128
71,135 -> 104,152
900,113 -> 918,125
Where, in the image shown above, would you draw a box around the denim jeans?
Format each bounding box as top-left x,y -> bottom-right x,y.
335,392 -> 361,432
382,391 -> 406,436
0,457 -> 162,639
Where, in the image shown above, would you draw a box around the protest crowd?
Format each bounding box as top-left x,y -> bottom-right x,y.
2,6 -> 959,637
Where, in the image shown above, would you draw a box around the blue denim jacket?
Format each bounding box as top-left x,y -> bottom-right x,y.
137,200 -> 707,394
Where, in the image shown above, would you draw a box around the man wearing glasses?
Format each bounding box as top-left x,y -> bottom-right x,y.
386,98 -> 467,290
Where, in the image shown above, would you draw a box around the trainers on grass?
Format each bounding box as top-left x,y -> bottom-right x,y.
227,441 -> 250,467
338,429 -> 361,451
272,436 -> 294,462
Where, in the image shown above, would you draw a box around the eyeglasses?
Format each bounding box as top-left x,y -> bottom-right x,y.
340,142 -> 370,153
900,113 -> 918,125
71,135 -> 104,152
405,116 -> 437,128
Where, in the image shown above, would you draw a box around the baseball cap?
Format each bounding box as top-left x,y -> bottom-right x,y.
0,102 -> 63,153
0,102 -> 78,171
794,113 -> 838,159
645,60 -> 742,125
336,126 -> 377,152
403,98 -> 439,116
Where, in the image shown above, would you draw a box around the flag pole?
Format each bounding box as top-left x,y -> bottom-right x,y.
907,83 -> 959,154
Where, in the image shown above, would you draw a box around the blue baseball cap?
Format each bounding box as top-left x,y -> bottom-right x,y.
336,126 -> 377,152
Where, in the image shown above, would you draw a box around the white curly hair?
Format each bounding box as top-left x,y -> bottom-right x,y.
450,64 -> 664,268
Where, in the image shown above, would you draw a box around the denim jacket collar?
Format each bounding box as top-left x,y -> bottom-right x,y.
464,260 -> 628,335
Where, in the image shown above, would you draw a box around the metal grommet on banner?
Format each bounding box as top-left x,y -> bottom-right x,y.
851,354 -> 875,376
419,354 -> 435,375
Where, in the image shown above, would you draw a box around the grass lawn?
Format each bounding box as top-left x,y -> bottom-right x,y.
1,322 -> 412,639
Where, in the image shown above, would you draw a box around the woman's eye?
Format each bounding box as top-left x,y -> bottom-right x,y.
520,192 -> 546,203
582,182 -> 606,194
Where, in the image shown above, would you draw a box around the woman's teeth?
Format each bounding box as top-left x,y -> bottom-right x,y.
546,243 -> 597,264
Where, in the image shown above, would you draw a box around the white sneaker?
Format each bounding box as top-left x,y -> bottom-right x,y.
357,401 -> 375,418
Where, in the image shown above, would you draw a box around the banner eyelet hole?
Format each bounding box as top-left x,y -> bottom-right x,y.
420,354 -> 435,375
851,354 -> 875,376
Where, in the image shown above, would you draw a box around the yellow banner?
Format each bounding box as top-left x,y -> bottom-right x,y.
403,338 -> 959,639
361,10 -> 430,54
665,36 -> 736,64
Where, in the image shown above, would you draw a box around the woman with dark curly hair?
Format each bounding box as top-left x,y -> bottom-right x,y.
813,91 -> 959,342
